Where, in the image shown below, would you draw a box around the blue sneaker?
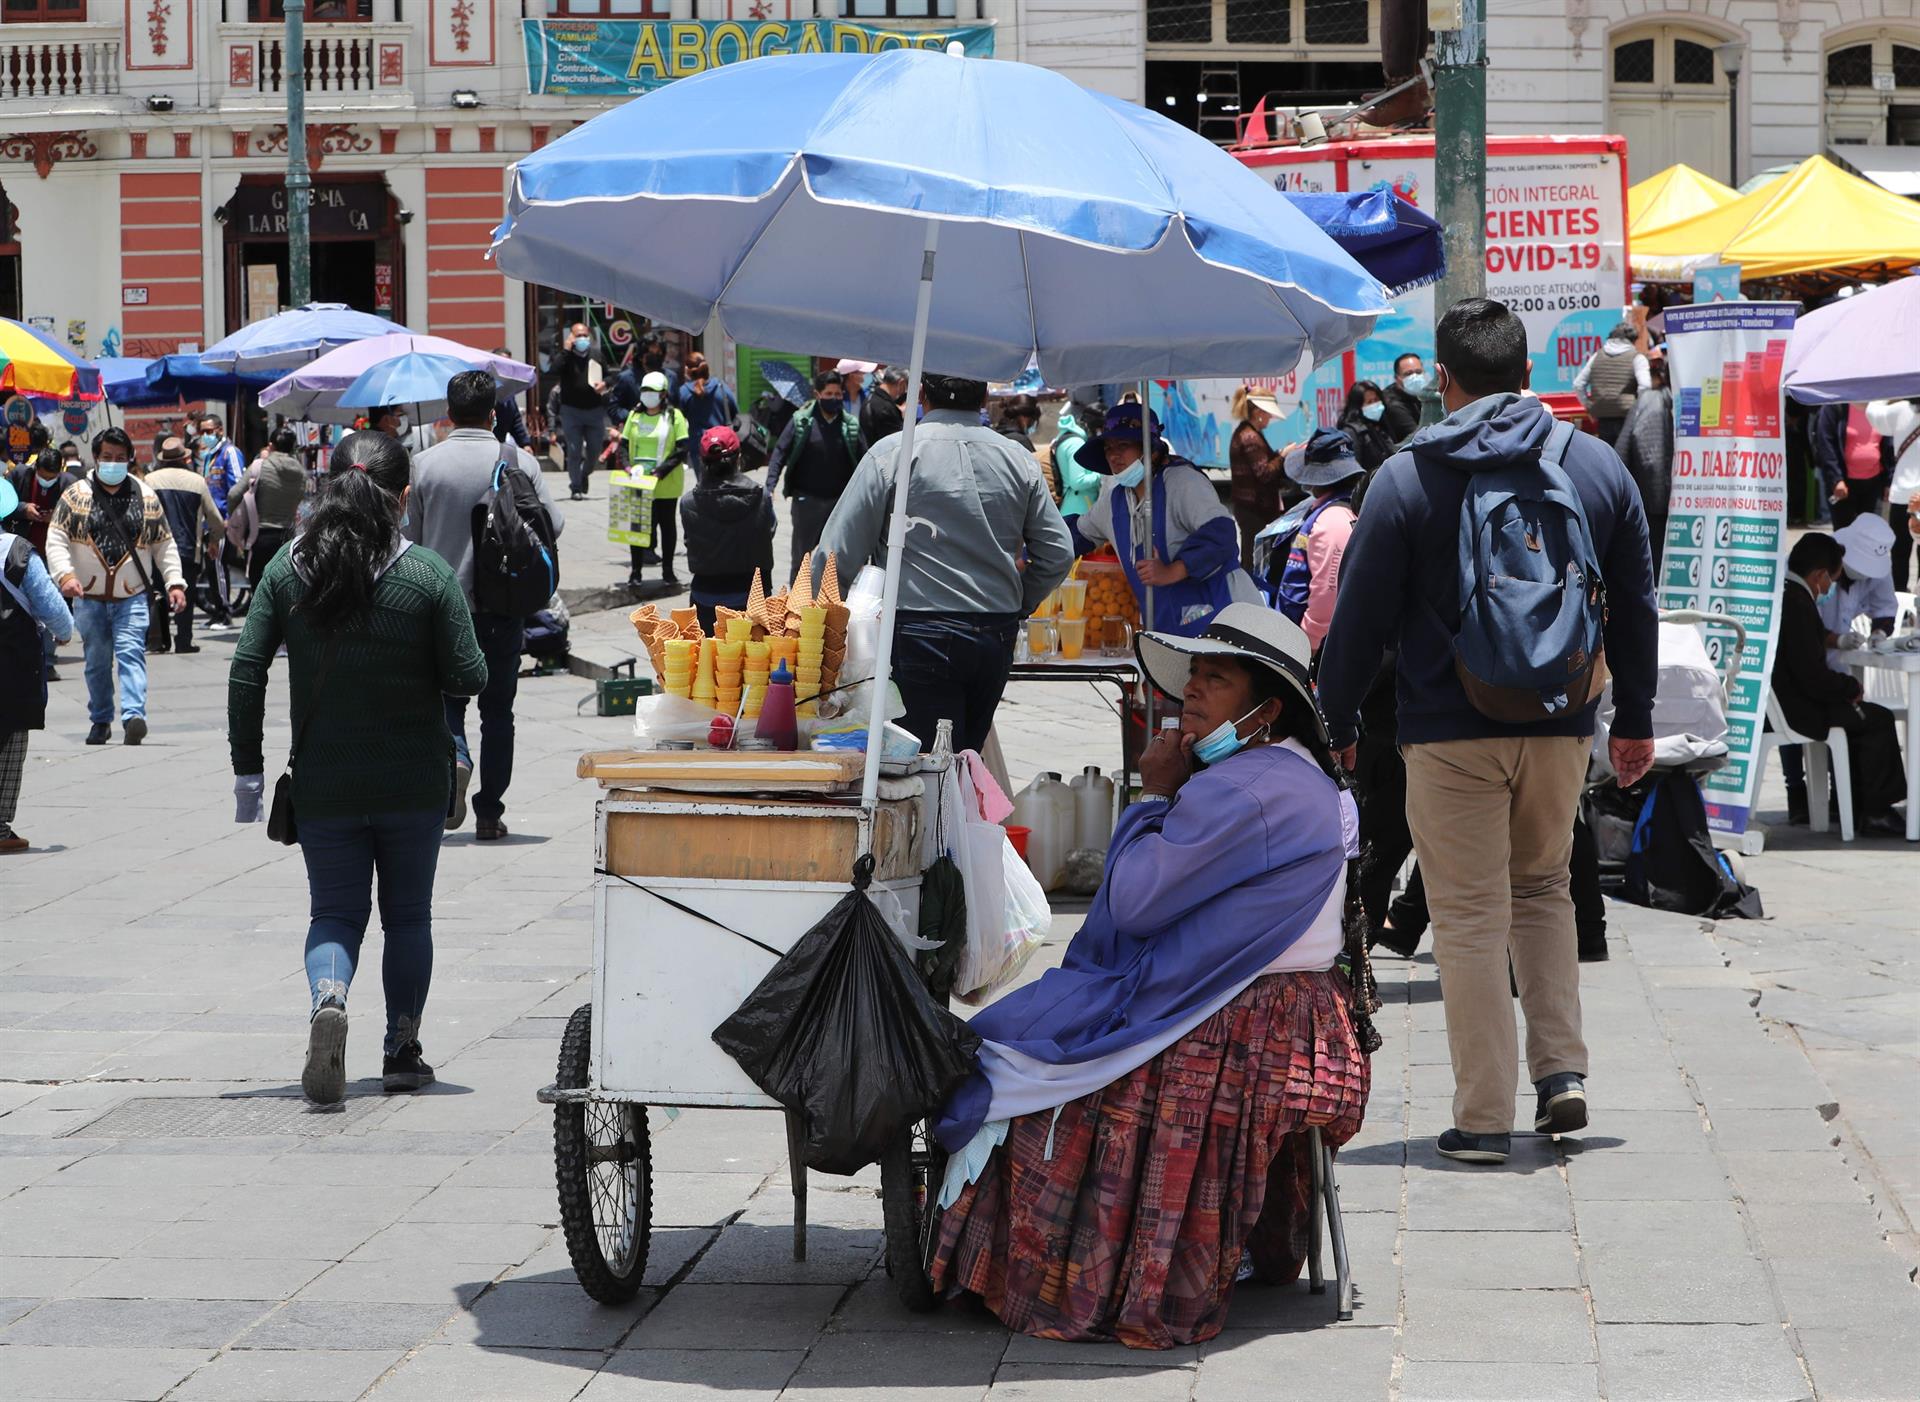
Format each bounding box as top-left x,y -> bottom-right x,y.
1534,1072 -> 1589,1134
1437,1128 -> 1510,1164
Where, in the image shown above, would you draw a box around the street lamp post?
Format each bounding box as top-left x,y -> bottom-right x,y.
1717,40 -> 1746,188
285,0 -> 312,308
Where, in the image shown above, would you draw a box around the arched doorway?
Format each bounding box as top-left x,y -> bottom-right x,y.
1609,24 -> 1733,183
218,173 -> 405,334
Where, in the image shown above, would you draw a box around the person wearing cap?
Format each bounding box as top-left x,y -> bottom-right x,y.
679,425 -> 774,636
144,436 -> 226,656
1068,402 -> 1262,639
0,474 -> 74,852
1047,389 -> 1105,517
1823,513 -> 1900,641
812,372 -> 1071,753
621,370 -> 691,589
409,370 -> 564,841
768,369 -> 863,585
1228,386 -> 1288,570
1273,428 -> 1365,653
932,603 -> 1376,1348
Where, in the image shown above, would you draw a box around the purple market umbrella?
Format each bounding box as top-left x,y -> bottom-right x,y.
1783,281 -> 1920,405
259,333 -> 536,424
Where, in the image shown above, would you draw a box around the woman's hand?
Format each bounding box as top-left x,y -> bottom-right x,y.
1139,727 -> 1196,798
1136,556 -> 1189,587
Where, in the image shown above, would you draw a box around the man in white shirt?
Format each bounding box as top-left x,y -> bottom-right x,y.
1866,397 -> 1920,593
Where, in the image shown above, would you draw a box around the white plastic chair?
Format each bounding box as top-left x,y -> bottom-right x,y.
1758,692 -> 1855,842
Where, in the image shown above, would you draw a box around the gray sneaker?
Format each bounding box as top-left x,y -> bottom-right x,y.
1534,1073 -> 1589,1134
447,760 -> 473,831
302,996 -> 348,1106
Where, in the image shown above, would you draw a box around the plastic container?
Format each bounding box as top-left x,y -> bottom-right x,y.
1057,578 -> 1088,620
1012,772 -> 1076,890
753,660 -> 799,752
1005,825 -> 1031,860
1056,616 -> 1087,659
1069,766 -> 1116,852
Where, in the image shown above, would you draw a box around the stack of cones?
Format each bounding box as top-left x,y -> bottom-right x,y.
629,557 -> 851,724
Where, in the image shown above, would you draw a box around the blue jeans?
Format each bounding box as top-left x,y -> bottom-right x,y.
445,612 -> 523,825
891,611 -> 1020,755
72,595 -> 149,725
299,807 -> 444,1056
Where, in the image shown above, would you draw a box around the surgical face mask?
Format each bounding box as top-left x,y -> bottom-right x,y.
572,337 -> 591,355
1360,401 -> 1385,422
95,460 -> 129,487
1112,461 -> 1146,490
201,432 -> 218,447
640,391 -> 665,412
398,507 -> 410,531
1193,703 -> 1267,766
35,470 -> 59,486
1399,372 -> 1428,395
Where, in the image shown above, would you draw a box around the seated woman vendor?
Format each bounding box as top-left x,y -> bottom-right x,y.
1066,403 -> 1262,638
932,603 -> 1379,1350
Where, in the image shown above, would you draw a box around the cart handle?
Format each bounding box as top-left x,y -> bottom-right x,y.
1659,609 -> 1748,702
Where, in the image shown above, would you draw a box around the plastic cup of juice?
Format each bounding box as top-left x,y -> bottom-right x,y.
1026,617 -> 1056,657
1057,615 -> 1087,659
1058,579 -> 1088,620
1033,591 -> 1058,620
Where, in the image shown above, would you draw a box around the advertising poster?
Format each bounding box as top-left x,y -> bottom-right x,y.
523,20 -> 994,96
1163,143 -> 1628,466
608,470 -> 656,549
1660,301 -> 1797,838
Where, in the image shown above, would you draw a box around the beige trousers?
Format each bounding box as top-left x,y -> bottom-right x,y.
1403,735 -> 1591,1134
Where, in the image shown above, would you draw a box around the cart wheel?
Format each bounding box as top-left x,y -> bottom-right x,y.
879,1120 -> 946,1313
553,1003 -> 652,1305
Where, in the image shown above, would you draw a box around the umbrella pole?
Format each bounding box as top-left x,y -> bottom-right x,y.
1140,378 -> 1155,737
858,218 -> 941,813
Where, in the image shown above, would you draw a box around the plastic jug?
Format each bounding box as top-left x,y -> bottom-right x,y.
754,660 -> 798,752
1012,773 -> 1075,890
1070,766 -> 1116,852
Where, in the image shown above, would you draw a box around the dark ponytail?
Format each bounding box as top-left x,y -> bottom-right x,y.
293,430 -> 410,634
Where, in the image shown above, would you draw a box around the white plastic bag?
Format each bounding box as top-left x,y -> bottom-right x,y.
954,834 -> 1051,1006
824,564 -> 888,720
631,692 -> 725,745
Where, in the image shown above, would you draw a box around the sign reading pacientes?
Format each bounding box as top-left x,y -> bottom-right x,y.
1660,301 -> 1798,840
523,20 -> 995,96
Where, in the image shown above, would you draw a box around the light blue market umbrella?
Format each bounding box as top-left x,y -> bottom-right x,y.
334,351 -> 479,423
490,46 -> 1390,806
201,303 -> 409,373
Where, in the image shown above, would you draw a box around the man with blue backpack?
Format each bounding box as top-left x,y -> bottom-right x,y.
1319,298 -> 1658,1166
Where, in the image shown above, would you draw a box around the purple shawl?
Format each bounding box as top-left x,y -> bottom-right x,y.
936,742 -> 1346,1150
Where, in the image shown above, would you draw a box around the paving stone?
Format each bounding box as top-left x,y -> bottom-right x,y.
1397,1360 -> 1601,1400
577,1348 -> 803,1400
1743,1200 -> 1897,1259
1596,1322 -> 1810,1402
439,1280 -> 645,1350
1706,1107 -> 1843,1154
237,1300 -> 459,1351
1582,1240 -> 1780,1324
645,1171 -> 766,1227
988,1363 -> 1198,1398
681,1220 -> 881,1285
169,1346 -> 407,1401
1572,1199 -> 1752,1255
2,1295 -> 273,1348
1724,1150 -> 1876,1205
624,1282 -> 841,1350
0,1255 -> 109,1297
344,1220 -> 550,1266
0,1344 -> 213,1400
1399,1229 -> 1581,1290
363,1344 -> 605,1401
1400,1286 -> 1594,1362
1768,1251 -> 1920,1331
1565,1150 -> 1730,1201
1196,1322 -> 1397,1395
61,1256 -> 326,1302
1403,1161 -> 1573,1232
1000,1333 -> 1200,1369
296,1258 -> 496,1307
779,1328 -> 1008,1398
1797,1327 -> 1920,1402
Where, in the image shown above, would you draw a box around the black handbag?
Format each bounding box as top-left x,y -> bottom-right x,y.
267,635 -> 340,846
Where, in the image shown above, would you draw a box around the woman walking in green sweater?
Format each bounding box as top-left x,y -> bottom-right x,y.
229,431 -> 488,1104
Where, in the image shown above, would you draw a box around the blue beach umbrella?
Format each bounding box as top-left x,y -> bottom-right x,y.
1283,190 -> 1447,298
335,351 -> 479,420
201,303 -> 409,374
491,47 -> 1389,804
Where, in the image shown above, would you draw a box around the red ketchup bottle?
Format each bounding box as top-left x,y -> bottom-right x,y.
754,660 -> 799,752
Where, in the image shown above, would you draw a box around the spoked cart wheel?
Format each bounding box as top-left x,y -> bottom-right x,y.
552,1004 -> 652,1304
879,1118 -> 947,1312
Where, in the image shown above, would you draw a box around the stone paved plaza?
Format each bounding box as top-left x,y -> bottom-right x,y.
2,499 -> 1917,1400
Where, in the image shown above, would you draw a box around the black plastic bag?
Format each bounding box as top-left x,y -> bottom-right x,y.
915,854 -> 967,1004
1623,771 -> 1763,920
712,858 -> 982,1175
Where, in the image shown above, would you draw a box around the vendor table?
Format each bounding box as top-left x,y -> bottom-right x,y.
1007,656 -> 1144,795
1838,647 -> 1920,841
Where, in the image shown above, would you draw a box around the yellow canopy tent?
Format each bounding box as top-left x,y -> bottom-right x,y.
1632,155 -> 1920,282
1628,164 -> 1738,240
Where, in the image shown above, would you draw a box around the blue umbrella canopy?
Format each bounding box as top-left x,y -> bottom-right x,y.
491,50 -> 1388,385
336,351 -> 482,416
1283,190 -> 1446,299
96,357 -> 161,408
201,303 -> 409,373
146,354 -> 280,403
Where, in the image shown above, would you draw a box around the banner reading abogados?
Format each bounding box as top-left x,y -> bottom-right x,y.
523,19 -> 996,96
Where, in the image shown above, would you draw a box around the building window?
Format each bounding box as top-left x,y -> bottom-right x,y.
1147,0 -> 1212,46
1303,0 -> 1366,46
1894,44 -> 1920,88
1224,0 -> 1288,46
1611,39 -> 1654,85
1,0 -> 84,21
840,0 -> 956,15
247,0 -> 373,19
1671,38 -> 1716,85
1826,43 -> 1873,88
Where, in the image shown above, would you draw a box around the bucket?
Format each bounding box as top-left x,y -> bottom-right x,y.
1004,825 -> 1031,860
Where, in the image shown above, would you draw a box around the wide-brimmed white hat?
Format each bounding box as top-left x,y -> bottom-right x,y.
1135,603 -> 1326,744
1834,513 -> 1894,579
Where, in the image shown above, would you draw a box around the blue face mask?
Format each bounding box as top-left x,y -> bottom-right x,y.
1112,461 -> 1146,490
1399,373 -> 1428,396
35,470 -> 59,486
1193,703 -> 1266,766
95,460 -> 129,487
1360,401 -> 1385,422
572,337 -> 591,355
398,508 -> 410,531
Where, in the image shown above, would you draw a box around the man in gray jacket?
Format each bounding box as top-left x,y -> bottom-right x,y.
408,370 -> 563,840
813,373 -> 1072,752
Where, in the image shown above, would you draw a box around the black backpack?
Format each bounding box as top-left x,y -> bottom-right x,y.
1622,771 -> 1763,920
471,456 -> 558,620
